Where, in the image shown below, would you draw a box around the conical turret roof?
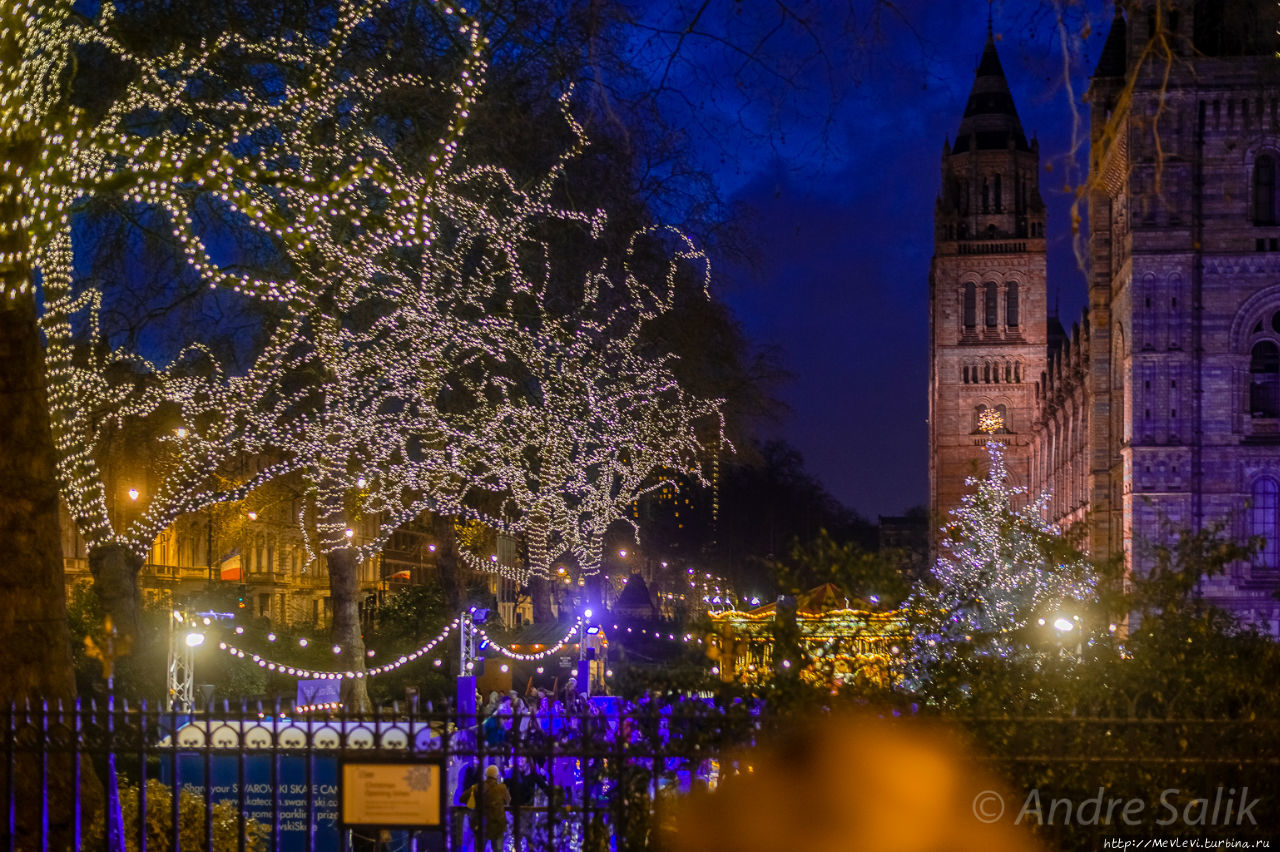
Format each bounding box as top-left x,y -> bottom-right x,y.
951,32 -> 1030,154
1093,7 -> 1128,79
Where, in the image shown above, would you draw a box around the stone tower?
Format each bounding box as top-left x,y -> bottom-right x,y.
929,31 -> 1049,526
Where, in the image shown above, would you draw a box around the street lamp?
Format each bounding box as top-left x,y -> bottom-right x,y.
127,488 -> 139,501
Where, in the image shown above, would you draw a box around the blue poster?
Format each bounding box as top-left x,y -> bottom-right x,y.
161,752 -> 340,852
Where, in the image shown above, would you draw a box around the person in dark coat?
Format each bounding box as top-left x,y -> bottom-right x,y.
506,757 -> 551,849
465,764 -> 511,852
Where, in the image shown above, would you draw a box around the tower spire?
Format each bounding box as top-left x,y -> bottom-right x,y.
987,0 -> 993,36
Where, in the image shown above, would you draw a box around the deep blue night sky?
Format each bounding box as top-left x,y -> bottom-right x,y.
636,1 -> 1111,519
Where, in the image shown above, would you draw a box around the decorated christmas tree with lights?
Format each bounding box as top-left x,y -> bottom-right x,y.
909,411 -> 1098,687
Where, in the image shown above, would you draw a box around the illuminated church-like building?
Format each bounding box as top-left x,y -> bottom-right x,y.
929,2 -> 1280,633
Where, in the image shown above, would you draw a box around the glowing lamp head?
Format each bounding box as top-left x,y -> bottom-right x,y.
618,549 -> 627,558
127,488 -> 139,501
344,528 -> 354,539
175,427 -> 187,439
184,632 -> 205,648
584,609 -> 592,619
248,511 -> 258,521
428,544 -> 437,552
1053,617 -> 1075,632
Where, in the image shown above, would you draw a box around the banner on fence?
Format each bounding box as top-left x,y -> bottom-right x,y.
164,752 -> 340,852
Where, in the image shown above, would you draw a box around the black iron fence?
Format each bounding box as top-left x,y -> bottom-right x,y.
3,698 -> 1279,852
0,696 -> 760,852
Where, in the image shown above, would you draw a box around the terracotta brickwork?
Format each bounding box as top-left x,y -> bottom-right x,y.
932,4 -> 1280,634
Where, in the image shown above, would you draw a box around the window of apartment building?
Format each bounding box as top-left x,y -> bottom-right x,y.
963,283 -> 976,329
1251,477 -> 1280,570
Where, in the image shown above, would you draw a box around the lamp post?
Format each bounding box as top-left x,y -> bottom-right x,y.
166,607 -> 205,711
1041,613 -> 1083,660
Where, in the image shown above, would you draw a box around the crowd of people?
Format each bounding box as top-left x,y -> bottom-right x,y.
442,681 -> 742,851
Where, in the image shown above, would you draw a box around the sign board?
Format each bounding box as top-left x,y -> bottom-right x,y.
340,761 -> 444,829
297,678 -> 342,708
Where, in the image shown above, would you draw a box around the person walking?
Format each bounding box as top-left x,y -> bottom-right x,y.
466,764 -> 511,852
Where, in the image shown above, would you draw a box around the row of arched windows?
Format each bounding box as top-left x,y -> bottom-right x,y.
962,282 -> 1019,331
962,361 -> 1022,384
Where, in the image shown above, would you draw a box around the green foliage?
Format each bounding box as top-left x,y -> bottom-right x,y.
767,527 -> 909,605
910,522 -> 1280,844
361,584 -> 458,705
68,583 -> 166,700
84,778 -> 267,852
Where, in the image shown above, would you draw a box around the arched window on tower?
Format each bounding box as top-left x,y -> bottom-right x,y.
1254,154 -> 1277,225
972,403 -> 1010,433
981,177 -> 990,213
1250,477 -> 1280,571
984,282 -> 998,328
1250,340 -> 1280,417
1006,282 -> 1019,328
963,283 -> 976,330
993,173 -> 1003,212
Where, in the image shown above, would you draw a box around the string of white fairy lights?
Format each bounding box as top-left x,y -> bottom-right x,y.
476,619 -> 584,661
213,617 -> 588,679
216,618 -> 460,681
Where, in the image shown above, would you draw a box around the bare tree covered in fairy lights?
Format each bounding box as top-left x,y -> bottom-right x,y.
10,0 -> 722,711
447,223 -> 726,585
6,0 -> 487,659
